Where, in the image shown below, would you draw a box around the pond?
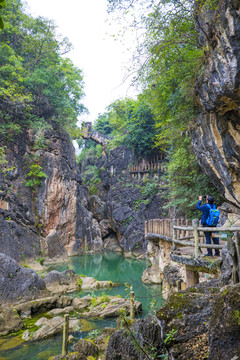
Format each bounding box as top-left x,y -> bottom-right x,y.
1,252 -> 164,360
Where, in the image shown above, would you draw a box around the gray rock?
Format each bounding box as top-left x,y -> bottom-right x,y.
103,233 -> 123,252
72,296 -> 91,310
99,219 -> 112,238
106,316 -> 164,360
191,0 -> 240,208
14,295 -> 73,317
22,316 -> 80,341
45,230 -> 68,259
73,339 -> 99,360
44,269 -> 80,293
88,195 -> 107,222
0,253 -> 46,304
81,297 -> 142,319
209,283 -> 240,360
0,212 -> 42,262
0,307 -> 24,336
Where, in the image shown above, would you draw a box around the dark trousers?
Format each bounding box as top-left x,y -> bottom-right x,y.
203,224 -> 220,256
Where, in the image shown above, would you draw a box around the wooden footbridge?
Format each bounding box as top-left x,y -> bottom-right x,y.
81,122 -> 112,155
145,218 -> 240,287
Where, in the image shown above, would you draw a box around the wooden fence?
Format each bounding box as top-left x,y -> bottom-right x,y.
145,218 -> 240,259
129,161 -> 165,174
145,218 -> 192,241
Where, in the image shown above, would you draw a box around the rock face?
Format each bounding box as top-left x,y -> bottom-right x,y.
0,307 -> 24,336
81,146 -> 167,253
107,280 -> 240,360
0,253 -> 46,304
0,126 -> 101,260
191,0 -> 240,208
106,316 -> 164,360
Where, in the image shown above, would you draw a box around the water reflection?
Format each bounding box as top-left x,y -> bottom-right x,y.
2,252 -> 164,360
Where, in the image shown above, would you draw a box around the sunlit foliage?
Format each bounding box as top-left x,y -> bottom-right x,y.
0,0 -> 86,135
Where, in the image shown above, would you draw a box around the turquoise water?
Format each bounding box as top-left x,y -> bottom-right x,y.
0,252 -> 164,360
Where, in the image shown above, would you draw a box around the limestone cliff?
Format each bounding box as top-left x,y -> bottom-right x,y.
191,0 -> 240,208
0,126 -> 100,261
80,146 -> 167,254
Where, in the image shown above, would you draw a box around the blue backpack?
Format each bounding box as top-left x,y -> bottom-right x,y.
206,204 -> 220,226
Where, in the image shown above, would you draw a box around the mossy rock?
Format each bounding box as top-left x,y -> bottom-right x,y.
48,352 -> 82,360
208,283 -> 240,359
156,280 -> 220,349
72,339 -> 99,359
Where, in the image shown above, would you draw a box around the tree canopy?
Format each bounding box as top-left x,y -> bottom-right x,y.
0,0 -> 86,136
102,0 -> 221,215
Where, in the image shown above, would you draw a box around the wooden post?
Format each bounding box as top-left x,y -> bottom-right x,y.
62,314 -> 69,356
177,279 -> 181,292
185,265 -> 199,287
192,219 -> 200,259
130,287 -> 135,319
172,219 -> 177,251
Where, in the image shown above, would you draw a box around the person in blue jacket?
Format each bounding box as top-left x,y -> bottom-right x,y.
196,195 -> 220,257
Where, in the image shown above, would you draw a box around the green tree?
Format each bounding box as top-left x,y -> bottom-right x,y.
0,0 -> 5,28
103,96 -> 157,157
106,0 -> 221,215
0,0 -> 86,135
94,113 -> 113,136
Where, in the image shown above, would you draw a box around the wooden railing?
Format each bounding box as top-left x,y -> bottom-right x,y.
129,162 -> 166,173
145,218 -> 240,259
145,218 -> 192,241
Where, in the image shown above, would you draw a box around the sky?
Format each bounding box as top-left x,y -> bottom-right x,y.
26,0 -> 137,125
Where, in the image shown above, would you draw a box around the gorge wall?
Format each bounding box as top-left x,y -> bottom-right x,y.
0,125 -> 166,261
191,0 -> 240,208
80,145 -> 167,254
0,126 -> 100,261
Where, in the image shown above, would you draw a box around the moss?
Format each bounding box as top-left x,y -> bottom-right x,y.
232,310 -> 240,325
78,276 -> 82,288
157,292 -> 199,320
176,312 -> 183,319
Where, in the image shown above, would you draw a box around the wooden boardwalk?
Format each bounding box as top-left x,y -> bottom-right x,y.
145,218 -> 239,268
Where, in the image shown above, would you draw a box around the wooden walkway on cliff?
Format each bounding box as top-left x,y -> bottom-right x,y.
145,218 -> 240,285
129,154 -> 166,178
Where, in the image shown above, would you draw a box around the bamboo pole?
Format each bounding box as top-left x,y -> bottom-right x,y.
62,315 -> 69,356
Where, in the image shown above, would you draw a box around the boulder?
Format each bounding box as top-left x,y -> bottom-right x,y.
44,270 -> 80,293
0,253 -> 46,305
47,306 -> 74,316
142,264 -> 162,284
45,230 -> 68,260
22,316 -> 80,341
81,297 -> 142,319
72,339 -> 99,360
208,283 -> 240,360
0,307 -> 24,336
14,295 -> 73,318
80,276 -> 114,290
72,296 -> 91,310
106,316 -> 164,360
48,353 -> 82,360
